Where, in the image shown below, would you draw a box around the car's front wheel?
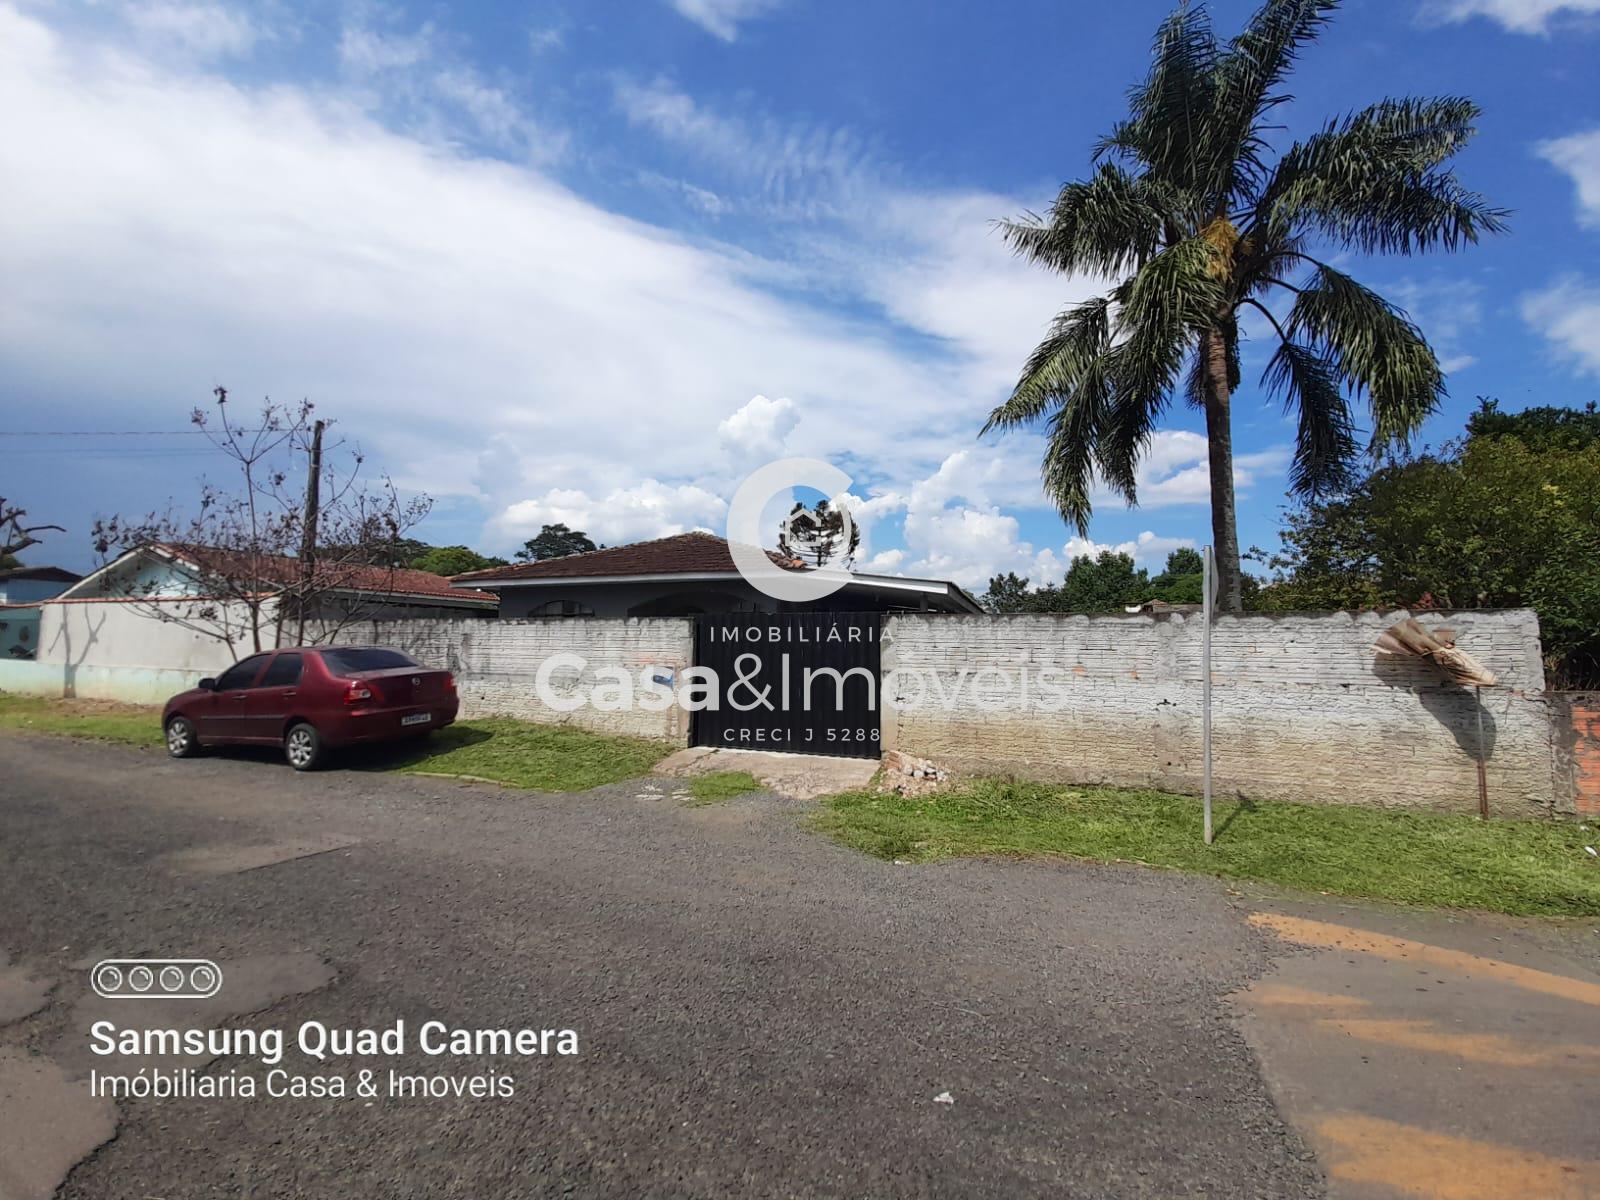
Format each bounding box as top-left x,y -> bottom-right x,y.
165,716 -> 200,759
284,722 -> 325,771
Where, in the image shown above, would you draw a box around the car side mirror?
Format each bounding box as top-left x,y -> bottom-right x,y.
198,678 -> 217,691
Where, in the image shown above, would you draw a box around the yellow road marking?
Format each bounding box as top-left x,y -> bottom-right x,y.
1319,1017 -> 1600,1068
1316,1114 -> 1600,1199
1250,983 -> 1369,1011
1249,913 -> 1600,1009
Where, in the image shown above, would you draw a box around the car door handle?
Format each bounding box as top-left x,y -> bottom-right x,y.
283,691 -> 296,698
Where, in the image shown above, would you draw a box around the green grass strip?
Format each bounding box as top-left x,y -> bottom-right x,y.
812,778 -> 1600,918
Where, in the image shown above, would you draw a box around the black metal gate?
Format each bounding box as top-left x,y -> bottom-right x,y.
690,612 -> 882,759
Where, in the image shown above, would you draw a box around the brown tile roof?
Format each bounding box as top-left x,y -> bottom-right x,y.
453,531 -> 797,585
154,544 -> 496,604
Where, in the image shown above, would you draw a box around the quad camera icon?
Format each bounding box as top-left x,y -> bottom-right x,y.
92,958 -> 223,1000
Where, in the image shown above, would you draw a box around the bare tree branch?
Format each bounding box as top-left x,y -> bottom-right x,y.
90,390 -> 433,660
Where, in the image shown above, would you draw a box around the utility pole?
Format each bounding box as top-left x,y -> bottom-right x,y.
295,419 -> 324,645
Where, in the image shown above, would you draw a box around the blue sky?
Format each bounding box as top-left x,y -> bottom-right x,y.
2,0 -> 1597,586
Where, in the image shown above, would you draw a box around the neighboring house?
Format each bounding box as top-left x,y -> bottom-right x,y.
0,565 -> 83,604
58,543 -> 498,624
0,565 -> 83,659
451,531 -> 983,617
0,544 -> 498,704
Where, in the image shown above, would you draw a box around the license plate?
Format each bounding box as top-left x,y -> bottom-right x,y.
401,713 -> 431,726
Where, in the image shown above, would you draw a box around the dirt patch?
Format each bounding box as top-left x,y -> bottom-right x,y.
0,1049 -> 118,1200
654,747 -> 878,800
0,953 -> 52,1026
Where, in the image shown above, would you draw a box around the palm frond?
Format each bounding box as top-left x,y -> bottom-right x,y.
1092,236 -> 1221,497
997,165 -> 1171,276
1040,366 -> 1114,534
1288,264 -> 1443,447
1263,340 -> 1357,495
1210,0 -> 1340,203
1099,3 -> 1219,198
984,297 -> 1113,434
1257,97 -> 1510,254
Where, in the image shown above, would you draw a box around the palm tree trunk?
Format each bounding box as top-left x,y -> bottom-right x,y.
1200,326 -> 1244,613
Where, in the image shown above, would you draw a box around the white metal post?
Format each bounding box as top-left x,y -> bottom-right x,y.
1202,545 -> 1214,846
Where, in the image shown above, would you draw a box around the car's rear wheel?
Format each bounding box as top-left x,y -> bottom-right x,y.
165,716 -> 200,759
284,722 -> 325,771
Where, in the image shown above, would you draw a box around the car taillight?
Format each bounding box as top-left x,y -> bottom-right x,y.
444,674 -> 457,694
342,682 -> 372,705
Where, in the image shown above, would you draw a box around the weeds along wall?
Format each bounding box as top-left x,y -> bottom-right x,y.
880,609 -> 1558,817
329,617 -> 694,743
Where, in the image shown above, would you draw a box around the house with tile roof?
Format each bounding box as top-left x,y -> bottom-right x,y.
451,531 -> 983,618
59,542 -> 497,618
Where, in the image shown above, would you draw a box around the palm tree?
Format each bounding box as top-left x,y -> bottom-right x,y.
985,0 -> 1506,611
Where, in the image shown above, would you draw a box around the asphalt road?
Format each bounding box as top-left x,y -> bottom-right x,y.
0,733 -> 1323,1198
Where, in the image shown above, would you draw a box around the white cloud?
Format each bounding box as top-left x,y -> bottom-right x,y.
839,444 -> 1218,590
716,395 -> 799,460
0,4 -> 963,517
1090,431 -> 1289,509
334,16 -> 563,162
667,0 -> 784,41
1061,531 -> 1195,570
338,24 -> 434,74
1422,0 -> 1600,32
1540,128 -> 1600,228
0,5 -> 1282,588
123,1 -> 263,60
491,481 -> 728,547
613,78 -> 878,220
1522,276 -> 1600,374
527,26 -> 564,54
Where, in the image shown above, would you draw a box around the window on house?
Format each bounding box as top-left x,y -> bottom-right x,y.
532,600 -> 595,617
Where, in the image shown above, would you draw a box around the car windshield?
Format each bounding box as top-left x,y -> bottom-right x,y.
319,648 -> 420,674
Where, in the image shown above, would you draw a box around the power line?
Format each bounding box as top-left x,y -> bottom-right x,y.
0,429 -> 275,437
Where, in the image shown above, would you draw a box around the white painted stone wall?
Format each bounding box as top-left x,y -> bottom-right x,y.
329,616 -> 694,743
881,609 -> 1556,816
1,600 -> 252,704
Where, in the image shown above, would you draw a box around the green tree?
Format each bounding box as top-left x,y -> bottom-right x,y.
1148,547 -> 1206,604
409,545 -> 508,576
981,571 -> 1035,613
1465,397 -> 1600,451
516,524 -> 598,562
1059,551 -> 1151,613
1257,401 -> 1600,685
984,0 -> 1505,613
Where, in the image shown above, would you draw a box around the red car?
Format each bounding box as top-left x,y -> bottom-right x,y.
162,646 -> 458,771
